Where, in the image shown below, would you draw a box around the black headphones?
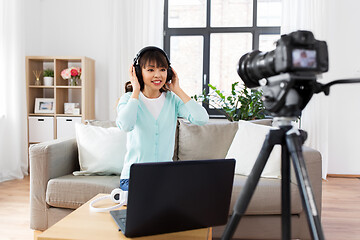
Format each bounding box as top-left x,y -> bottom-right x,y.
133,46 -> 173,88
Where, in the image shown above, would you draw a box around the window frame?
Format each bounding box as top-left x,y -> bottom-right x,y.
164,0 -> 281,117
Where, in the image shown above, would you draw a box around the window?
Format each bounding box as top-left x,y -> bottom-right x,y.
164,0 -> 282,116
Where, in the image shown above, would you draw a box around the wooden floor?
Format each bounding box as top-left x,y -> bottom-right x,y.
0,176 -> 359,240
0,175 -> 33,240
321,177 -> 360,239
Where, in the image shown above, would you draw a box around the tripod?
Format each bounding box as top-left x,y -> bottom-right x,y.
221,117 -> 324,240
221,73 -> 329,240
221,73 -> 360,240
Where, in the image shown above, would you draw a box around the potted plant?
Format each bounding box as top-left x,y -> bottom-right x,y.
43,69 -> 54,86
192,82 -> 266,122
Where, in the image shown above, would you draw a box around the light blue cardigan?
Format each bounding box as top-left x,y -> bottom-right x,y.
116,91 -> 209,179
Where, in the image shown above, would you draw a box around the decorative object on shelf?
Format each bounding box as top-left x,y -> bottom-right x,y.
43,69 -> 54,86
64,102 -> 80,115
73,108 -> 80,115
192,82 -> 266,122
61,67 -> 82,86
34,98 -> 55,114
33,70 -> 42,86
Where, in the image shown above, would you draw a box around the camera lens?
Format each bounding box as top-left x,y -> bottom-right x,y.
237,50 -> 277,88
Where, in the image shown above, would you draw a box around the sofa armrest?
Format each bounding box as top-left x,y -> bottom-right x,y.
291,146 -> 322,216
29,137 -> 78,230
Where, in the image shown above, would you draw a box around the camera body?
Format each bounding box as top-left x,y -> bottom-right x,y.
238,30 -> 329,88
274,31 -> 328,73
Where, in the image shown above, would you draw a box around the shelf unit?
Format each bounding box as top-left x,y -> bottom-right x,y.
26,56 -> 95,145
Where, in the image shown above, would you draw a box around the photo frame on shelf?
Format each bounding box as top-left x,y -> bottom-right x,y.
34,98 -> 55,114
64,102 -> 80,115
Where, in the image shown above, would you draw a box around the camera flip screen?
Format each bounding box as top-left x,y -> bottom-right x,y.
292,49 -> 317,69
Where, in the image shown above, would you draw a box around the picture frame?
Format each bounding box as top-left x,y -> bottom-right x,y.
34,98 -> 55,114
64,102 -> 80,115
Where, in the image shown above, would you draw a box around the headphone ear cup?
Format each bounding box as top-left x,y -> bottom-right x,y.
167,67 -> 173,82
134,64 -> 142,82
111,188 -> 123,203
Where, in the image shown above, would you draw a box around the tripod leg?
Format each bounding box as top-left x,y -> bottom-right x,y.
221,129 -> 283,240
286,129 -> 325,240
281,143 -> 291,240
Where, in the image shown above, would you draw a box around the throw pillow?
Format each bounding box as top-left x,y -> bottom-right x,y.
226,120 -> 281,178
73,123 -> 127,176
85,120 -> 116,128
177,119 -> 238,160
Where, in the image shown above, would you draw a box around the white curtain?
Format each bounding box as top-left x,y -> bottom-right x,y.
281,0 -> 330,179
0,0 -> 28,182
107,0 -> 165,120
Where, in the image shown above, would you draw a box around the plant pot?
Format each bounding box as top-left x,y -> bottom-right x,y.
44,77 -> 54,86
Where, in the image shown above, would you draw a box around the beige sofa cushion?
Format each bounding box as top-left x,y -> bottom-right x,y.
46,175 -> 120,209
177,119 -> 238,160
231,175 -> 302,215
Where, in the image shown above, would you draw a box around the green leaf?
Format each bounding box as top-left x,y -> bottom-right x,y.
190,81 -> 266,121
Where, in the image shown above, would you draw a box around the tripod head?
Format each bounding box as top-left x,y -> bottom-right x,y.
260,72 -> 360,120
261,73 -> 316,119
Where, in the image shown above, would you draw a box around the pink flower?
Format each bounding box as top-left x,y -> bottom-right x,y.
71,68 -> 78,76
61,67 -> 82,80
61,69 -> 71,79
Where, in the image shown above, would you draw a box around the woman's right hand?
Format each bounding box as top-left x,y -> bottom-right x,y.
129,64 -> 141,94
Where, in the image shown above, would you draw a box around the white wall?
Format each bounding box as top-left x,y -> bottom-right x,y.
324,0 -> 360,174
25,0 -> 113,120
23,0 -> 360,174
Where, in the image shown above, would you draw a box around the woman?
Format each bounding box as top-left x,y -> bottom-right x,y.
116,46 -> 209,191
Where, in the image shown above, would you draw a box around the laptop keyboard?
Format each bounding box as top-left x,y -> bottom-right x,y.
120,217 -> 126,228
110,209 -> 127,232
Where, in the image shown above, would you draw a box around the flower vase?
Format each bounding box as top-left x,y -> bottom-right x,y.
69,78 -> 78,86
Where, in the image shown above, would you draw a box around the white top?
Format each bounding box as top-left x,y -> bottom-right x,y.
140,92 -> 166,120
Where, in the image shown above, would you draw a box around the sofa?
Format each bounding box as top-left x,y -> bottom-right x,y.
29,119 -> 322,239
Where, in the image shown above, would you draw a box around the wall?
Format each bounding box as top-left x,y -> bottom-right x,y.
23,0 -> 360,174
25,0 -> 113,120
325,0 -> 360,174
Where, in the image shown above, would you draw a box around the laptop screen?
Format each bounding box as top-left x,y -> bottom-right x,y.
124,159 -> 235,238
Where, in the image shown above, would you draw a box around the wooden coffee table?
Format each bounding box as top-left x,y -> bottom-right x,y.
37,194 -> 212,240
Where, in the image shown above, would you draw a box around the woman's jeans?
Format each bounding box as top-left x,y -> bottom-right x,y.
120,179 -> 129,191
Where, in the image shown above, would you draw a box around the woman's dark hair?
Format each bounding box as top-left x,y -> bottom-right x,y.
125,50 -> 169,93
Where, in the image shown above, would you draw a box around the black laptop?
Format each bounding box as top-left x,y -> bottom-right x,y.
110,159 -> 235,238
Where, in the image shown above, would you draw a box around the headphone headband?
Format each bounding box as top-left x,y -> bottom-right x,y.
133,46 -> 171,67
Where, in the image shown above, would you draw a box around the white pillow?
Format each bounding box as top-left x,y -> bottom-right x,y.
73,123 -> 127,176
226,120 -> 281,178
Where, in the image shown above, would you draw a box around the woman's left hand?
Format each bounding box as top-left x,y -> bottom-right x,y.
165,67 -> 181,93
165,67 -> 191,103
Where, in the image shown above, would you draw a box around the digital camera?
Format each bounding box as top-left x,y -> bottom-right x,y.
238,30 -> 329,88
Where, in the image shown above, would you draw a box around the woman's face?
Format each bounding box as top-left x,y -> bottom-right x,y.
141,61 -> 167,93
